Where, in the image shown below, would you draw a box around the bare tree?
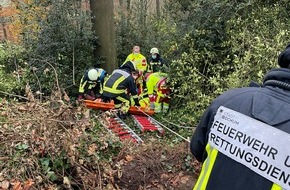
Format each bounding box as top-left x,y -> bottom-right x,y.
90,0 -> 117,73
156,0 -> 160,18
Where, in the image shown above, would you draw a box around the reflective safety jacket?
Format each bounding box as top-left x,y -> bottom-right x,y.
191,68 -> 290,190
79,68 -> 106,95
124,53 -> 148,72
103,68 -> 137,98
145,72 -> 168,95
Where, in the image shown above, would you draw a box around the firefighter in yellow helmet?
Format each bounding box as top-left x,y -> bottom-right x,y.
78,68 -> 107,100
102,61 -> 139,117
139,72 -> 171,113
147,47 -> 168,73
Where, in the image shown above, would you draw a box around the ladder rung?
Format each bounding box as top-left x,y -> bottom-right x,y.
119,134 -> 133,140
118,131 -> 130,135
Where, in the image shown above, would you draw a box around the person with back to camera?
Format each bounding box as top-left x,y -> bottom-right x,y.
102,61 -> 139,118
190,45 -> 290,190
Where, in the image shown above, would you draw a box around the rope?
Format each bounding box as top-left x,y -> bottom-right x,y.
160,117 -> 194,129
135,106 -> 190,143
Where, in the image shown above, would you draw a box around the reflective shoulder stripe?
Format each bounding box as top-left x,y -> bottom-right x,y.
194,144 -> 218,190
112,76 -> 126,89
112,69 -> 130,78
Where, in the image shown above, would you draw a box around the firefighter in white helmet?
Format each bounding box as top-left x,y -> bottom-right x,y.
148,47 -> 168,73
78,68 -> 107,100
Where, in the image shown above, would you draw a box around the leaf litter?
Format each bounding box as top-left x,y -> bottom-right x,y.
0,89 -> 201,189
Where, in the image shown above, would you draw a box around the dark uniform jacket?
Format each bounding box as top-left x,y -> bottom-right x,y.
103,68 -> 137,98
191,68 -> 290,190
148,55 -> 168,73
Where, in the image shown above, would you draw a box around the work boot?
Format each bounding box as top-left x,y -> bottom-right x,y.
117,111 -> 128,120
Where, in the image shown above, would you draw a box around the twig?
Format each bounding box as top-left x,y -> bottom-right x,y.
0,90 -> 28,100
0,118 -> 74,124
31,58 -> 60,92
72,44 -> 76,85
96,160 -> 103,190
14,55 -> 20,83
32,67 -> 43,101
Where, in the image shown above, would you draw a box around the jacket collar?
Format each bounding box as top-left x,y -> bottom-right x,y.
263,68 -> 290,84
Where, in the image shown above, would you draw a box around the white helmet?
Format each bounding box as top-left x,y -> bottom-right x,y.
150,47 -> 159,54
88,69 -> 99,81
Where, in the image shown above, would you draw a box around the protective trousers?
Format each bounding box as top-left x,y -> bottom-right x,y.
113,93 -> 131,114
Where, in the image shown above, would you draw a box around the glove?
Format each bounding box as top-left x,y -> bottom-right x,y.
84,94 -> 96,100
78,95 -> 83,100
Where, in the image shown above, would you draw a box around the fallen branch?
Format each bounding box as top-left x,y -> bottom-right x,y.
0,90 -> 28,100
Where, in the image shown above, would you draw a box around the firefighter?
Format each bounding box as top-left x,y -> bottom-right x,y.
147,47 -> 168,73
124,45 -> 148,73
78,68 -> 107,100
123,46 -> 148,95
190,47 -> 290,190
102,61 -> 139,117
140,72 -> 170,113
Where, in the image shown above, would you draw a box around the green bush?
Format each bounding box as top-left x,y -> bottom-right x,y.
165,0 -> 290,126
0,43 -> 27,95
18,0 -> 95,95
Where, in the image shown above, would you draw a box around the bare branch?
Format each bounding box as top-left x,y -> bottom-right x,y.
0,90 -> 28,100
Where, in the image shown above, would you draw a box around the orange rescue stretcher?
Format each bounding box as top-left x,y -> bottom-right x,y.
83,99 -> 154,116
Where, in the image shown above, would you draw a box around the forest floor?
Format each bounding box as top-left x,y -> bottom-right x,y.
0,93 -> 200,190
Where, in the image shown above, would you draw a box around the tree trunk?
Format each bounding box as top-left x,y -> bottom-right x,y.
2,23 -> 7,40
156,0 -> 160,19
140,0 -> 147,25
126,0 -> 131,28
90,0 -> 117,73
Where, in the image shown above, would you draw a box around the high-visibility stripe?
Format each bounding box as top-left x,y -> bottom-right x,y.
88,83 -> 95,90
112,76 -> 126,89
79,79 -> 87,93
116,96 -> 130,112
156,77 -> 166,88
99,83 -> 103,94
156,91 -> 165,103
104,69 -> 130,94
103,86 -> 126,94
116,96 -> 129,103
131,95 -> 138,99
115,103 -> 122,108
193,144 -> 218,190
150,61 -> 161,65
271,184 -> 283,190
